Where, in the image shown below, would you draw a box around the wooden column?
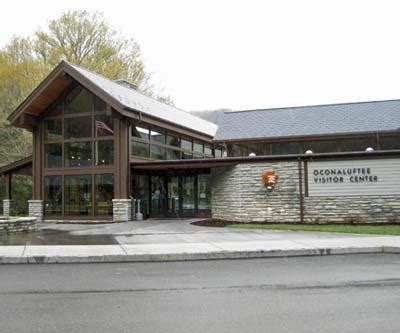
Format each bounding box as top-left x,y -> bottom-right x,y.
114,117 -> 130,199
4,173 -> 12,199
32,123 -> 43,200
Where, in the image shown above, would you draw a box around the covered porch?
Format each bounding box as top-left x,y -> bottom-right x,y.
131,158 -> 237,219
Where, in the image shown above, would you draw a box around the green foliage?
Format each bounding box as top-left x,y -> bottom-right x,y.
0,10 -> 173,166
10,175 -> 32,216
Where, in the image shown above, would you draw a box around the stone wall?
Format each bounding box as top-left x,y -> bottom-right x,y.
28,200 -> 43,223
211,160 -> 400,224
0,217 -> 37,234
113,199 -> 132,222
211,162 -> 301,223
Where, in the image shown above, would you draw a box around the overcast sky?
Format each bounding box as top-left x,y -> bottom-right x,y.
1,0 -> 400,111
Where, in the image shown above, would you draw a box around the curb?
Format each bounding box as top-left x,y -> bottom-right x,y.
0,246 -> 398,264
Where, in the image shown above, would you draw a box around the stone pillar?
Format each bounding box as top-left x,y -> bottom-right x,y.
112,199 -> 132,222
28,200 -> 44,223
3,199 -> 12,217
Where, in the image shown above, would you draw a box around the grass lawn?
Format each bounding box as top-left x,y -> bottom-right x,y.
228,223 -> 400,235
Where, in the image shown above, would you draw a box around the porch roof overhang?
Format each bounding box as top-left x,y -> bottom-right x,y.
131,149 -> 400,170
0,156 -> 33,176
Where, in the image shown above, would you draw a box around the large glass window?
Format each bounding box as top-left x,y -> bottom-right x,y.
204,144 -> 213,156
65,87 -> 93,114
64,116 -> 92,139
45,144 -> 62,168
44,176 -> 62,216
132,126 -> 150,140
64,142 -> 92,167
381,135 -> 400,150
166,148 -> 181,160
95,115 -> 114,137
45,119 -> 62,141
132,141 -> 149,158
94,96 -> 107,112
150,130 -> 166,144
198,175 -> 211,210
166,134 -> 180,147
181,138 -> 192,151
182,176 -> 195,212
64,175 -> 92,216
193,142 -> 203,153
150,145 -> 166,159
95,174 -> 113,216
96,140 -> 114,166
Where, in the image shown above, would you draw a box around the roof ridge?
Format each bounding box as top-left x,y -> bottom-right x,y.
225,98 -> 400,114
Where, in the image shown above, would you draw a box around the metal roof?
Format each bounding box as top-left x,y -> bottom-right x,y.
68,62 -> 218,137
214,100 -> 400,141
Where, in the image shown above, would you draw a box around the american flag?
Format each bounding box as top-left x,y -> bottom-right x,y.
96,120 -> 114,134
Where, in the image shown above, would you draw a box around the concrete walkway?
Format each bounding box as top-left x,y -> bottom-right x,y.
1,219 -> 400,264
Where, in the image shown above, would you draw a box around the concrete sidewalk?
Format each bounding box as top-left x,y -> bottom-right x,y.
1,219 -> 400,264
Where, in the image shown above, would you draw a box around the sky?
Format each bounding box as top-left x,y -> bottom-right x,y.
1,0 -> 400,111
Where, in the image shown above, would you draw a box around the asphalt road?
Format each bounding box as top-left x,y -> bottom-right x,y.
0,254 -> 400,333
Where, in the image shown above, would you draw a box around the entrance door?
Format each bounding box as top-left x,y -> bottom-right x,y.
167,176 -> 180,216
150,176 -> 166,216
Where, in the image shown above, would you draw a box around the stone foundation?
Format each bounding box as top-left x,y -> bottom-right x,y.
28,200 -> 44,223
113,199 -> 132,222
211,161 -> 400,224
2,199 -> 12,217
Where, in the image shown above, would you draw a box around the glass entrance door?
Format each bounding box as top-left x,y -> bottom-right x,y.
167,176 -> 180,216
150,176 -> 166,216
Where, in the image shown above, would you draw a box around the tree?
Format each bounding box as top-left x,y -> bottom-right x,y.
0,10 -> 172,165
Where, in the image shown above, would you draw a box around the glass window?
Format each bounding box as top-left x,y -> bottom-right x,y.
193,142 -> 203,153
45,144 -> 62,168
166,133 -> 180,147
181,138 -> 192,151
182,176 -> 195,211
166,148 -> 181,160
46,100 -> 62,117
132,125 -> 150,140
94,96 -> 107,112
381,135 -> 400,150
45,119 -> 62,141
198,175 -> 211,210
204,144 -> 213,156
64,175 -> 92,216
95,115 -> 114,137
65,87 -> 93,114
182,152 -> 193,159
64,142 -> 92,167
65,116 -> 92,139
132,141 -> 149,158
95,174 -> 113,216
150,130 -> 166,144
44,176 -> 62,216
150,145 -> 165,159
96,140 -> 114,166
214,147 -> 222,158
193,154 -> 204,159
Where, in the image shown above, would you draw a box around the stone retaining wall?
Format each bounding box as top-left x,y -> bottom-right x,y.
0,217 -> 37,234
211,160 -> 400,224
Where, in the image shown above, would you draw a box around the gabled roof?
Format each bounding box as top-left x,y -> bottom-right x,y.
214,100 -> 400,141
9,61 -> 217,138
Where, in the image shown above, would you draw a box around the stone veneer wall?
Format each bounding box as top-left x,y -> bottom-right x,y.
211,162 -> 301,223
211,161 -> 400,224
0,217 -> 37,234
